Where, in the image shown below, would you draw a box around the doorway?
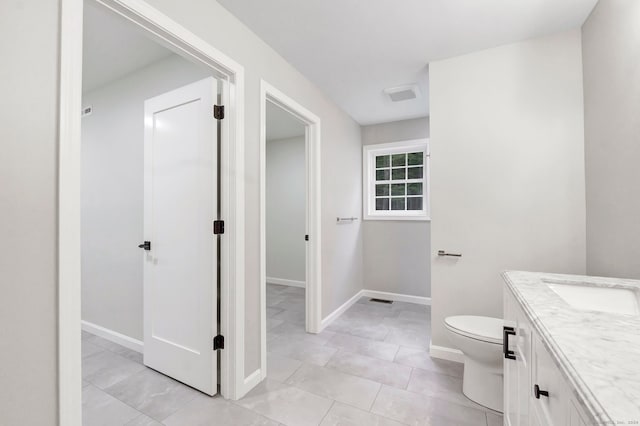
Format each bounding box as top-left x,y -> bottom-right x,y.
259,81 -> 322,380
81,0 -> 222,400
61,0 -> 248,421
264,100 -> 307,343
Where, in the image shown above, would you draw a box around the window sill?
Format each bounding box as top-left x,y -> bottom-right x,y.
363,215 -> 431,222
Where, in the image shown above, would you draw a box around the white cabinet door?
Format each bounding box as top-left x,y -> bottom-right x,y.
504,290 -> 531,426
532,334 -> 568,425
529,405 -> 544,426
569,401 -> 587,426
143,77 -> 218,396
504,291 -> 519,426
515,304 -> 531,426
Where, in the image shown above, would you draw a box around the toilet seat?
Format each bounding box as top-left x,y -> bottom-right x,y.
445,315 -> 503,345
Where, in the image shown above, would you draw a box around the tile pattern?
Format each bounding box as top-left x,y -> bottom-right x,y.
82,283 -> 503,425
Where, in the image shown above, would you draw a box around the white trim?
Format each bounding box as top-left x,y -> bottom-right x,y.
363,139 -> 430,221
58,1 -> 83,425
429,341 -> 465,363
243,369 -> 263,389
59,3 -> 247,422
320,290 -> 364,331
266,277 -> 306,288
260,80 -> 323,384
361,290 -> 431,305
81,321 -> 144,353
363,216 -> 431,222
218,53 -> 246,400
95,0 -> 241,79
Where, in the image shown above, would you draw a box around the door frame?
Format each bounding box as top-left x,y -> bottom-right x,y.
58,0 -> 247,423
259,80 -> 322,379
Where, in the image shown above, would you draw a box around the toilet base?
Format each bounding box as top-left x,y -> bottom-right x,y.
462,357 -> 503,413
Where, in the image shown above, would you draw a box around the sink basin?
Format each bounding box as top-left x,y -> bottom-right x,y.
545,280 -> 640,316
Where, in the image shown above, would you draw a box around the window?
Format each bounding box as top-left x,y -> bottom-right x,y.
363,139 -> 429,220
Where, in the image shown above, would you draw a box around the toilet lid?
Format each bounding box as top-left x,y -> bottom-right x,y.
444,316 -> 503,344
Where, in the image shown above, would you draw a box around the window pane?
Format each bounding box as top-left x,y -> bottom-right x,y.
376,155 -> 390,168
391,184 -> 405,196
391,197 -> 405,210
392,153 -> 406,167
407,197 -> 423,210
407,183 -> 422,195
376,198 -> 389,210
392,168 -> 406,180
408,152 -> 423,166
376,184 -> 389,196
376,169 -> 390,181
408,166 -> 423,179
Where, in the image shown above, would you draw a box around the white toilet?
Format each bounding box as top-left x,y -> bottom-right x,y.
444,315 -> 504,412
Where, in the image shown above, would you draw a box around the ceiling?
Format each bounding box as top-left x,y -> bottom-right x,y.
216,0 -> 598,125
266,102 -> 306,141
82,1 -> 173,92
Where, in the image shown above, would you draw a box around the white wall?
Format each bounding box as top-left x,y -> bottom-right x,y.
0,1 -> 60,424
81,54 -> 211,340
362,118 -> 430,146
145,0 -> 363,377
266,136 -> 306,284
429,30 -> 587,349
582,1 -> 640,279
361,118 -> 431,297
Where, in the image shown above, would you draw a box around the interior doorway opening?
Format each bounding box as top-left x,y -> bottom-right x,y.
81,0 -> 223,395
264,101 -> 308,361
73,1 -> 246,421
259,81 -> 322,381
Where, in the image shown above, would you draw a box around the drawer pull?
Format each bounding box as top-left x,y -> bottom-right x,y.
503,326 -> 516,360
534,384 -> 549,399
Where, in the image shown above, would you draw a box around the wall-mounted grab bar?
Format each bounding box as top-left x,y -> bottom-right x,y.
437,250 -> 462,257
337,217 -> 358,223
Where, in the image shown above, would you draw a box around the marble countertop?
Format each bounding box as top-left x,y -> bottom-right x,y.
502,271 -> 640,425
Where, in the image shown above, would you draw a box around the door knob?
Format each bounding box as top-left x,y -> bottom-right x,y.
138,241 -> 151,251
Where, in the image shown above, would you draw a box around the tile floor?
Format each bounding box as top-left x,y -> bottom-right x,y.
82,284 -> 503,425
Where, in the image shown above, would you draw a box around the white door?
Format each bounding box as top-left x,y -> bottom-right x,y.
143,77 -> 218,396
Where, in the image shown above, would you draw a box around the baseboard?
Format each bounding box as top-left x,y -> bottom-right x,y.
429,340 -> 464,363
319,289 -> 431,332
320,289 -> 364,331
81,320 -> 144,353
244,369 -> 263,389
361,289 -> 431,305
266,277 -> 306,288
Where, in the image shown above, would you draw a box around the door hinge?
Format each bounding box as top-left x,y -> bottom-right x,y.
213,335 -> 224,350
213,220 -> 225,235
305,234 -> 309,241
213,105 -> 225,120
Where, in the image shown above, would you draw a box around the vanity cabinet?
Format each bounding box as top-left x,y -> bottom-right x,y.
504,290 -> 591,426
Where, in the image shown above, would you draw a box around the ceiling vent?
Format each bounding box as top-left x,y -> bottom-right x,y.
384,84 -> 420,102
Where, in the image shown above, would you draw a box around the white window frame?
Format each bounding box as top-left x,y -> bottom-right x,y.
363,139 -> 430,221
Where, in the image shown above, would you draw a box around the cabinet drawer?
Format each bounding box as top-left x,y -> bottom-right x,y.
532,335 -> 567,425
